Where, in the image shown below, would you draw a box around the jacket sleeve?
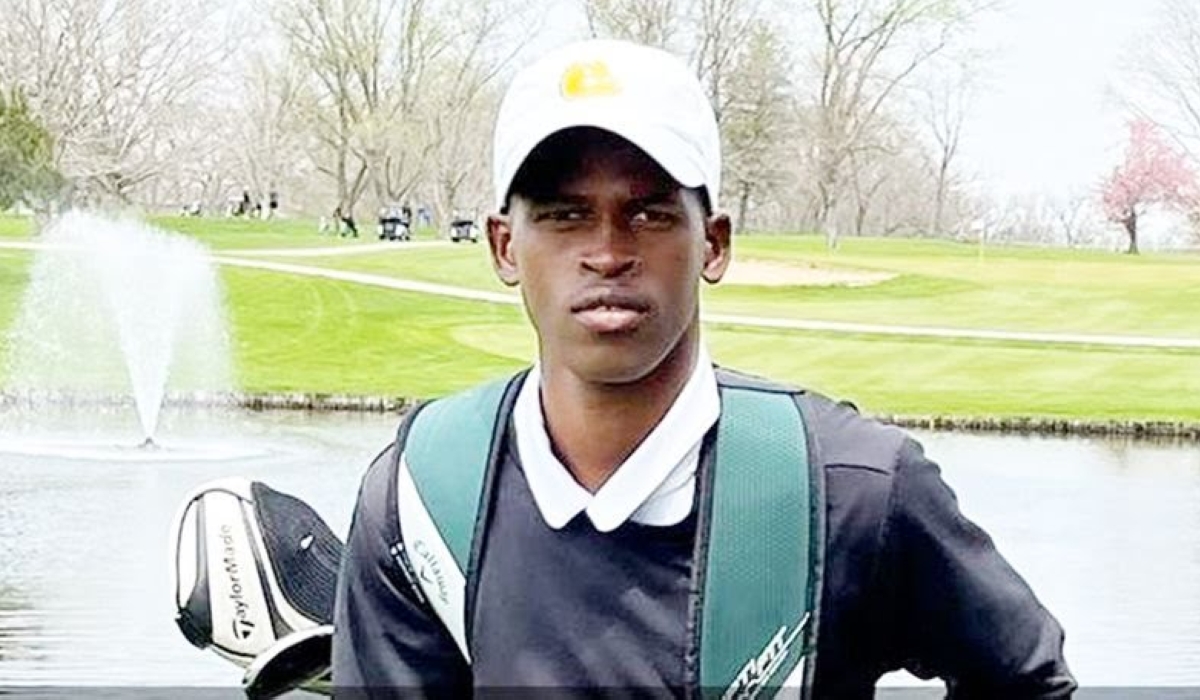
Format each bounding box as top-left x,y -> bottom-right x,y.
883,438 -> 1076,698
331,443 -> 471,696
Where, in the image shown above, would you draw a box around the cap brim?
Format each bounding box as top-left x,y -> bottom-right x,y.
495,113 -> 707,211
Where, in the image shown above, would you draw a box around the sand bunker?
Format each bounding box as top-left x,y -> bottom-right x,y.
722,259 -> 896,287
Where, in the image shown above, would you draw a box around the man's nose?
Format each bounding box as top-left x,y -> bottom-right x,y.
580,217 -> 638,277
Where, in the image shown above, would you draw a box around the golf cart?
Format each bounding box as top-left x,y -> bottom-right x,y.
378,204 -> 411,241
449,210 -> 480,243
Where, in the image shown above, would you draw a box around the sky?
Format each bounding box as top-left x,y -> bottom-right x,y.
955,0 -> 1157,201
536,0 -> 1162,204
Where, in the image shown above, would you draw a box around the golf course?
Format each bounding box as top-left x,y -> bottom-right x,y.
1,213 -> 1197,424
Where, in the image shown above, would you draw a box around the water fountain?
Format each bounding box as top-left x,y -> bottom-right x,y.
0,210 -> 385,687
0,210 -> 243,459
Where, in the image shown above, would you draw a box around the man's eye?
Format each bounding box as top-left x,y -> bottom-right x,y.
632,209 -> 677,226
538,208 -> 589,222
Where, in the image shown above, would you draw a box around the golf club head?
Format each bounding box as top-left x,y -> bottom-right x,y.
242,624 -> 334,700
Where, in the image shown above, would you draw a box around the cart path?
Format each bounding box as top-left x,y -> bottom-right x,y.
214,255 -> 522,305
3,240 -> 1196,349
213,255 -> 1200,350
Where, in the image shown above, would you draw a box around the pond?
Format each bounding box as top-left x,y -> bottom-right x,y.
0,407 -> 1196,693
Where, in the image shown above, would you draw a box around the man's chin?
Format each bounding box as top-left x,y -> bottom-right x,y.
563,350 -> 664,387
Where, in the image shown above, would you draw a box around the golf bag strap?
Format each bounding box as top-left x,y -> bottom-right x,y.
395,372 -> 525,661
397,371 -> 818,698
697,382 -> 816,699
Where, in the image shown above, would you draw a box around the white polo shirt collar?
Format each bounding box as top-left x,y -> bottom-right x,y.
514,347 -> 720,533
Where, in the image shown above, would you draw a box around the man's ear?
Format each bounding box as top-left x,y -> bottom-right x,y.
487,213 -> 520,287
701,212 -> 732,284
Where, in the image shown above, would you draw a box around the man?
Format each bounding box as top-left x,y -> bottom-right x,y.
332,39 -> 1075,698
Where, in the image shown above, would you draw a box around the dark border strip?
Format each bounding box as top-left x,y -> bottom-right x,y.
0,687 -> 1198,697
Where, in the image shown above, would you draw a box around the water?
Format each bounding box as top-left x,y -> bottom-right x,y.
4,212 -> 232,442
0,411 -> 1197,690
913,430 -> 1200,688
0,408 -> 386,687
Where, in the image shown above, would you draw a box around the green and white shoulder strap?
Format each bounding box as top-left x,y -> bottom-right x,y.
698,376 -> 821,698
393,370 -> 821,699
390,374 -> 516,660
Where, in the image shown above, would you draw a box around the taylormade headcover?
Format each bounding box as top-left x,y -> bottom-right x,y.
170,477 -> 342,667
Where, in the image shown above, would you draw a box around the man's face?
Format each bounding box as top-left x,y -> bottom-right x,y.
487,128 -> 731,385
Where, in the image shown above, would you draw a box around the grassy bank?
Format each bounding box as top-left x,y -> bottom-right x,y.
0,213 -> 1197,422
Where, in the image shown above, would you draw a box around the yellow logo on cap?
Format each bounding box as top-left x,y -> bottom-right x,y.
560,61 -> 620,100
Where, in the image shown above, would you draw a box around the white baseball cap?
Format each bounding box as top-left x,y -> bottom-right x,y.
492,39 -> 722,212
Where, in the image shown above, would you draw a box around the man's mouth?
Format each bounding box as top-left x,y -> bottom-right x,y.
570,292 -> 651,334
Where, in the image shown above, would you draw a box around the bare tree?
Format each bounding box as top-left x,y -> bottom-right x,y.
919,56 -> 975,236
722,22 -> 797,232
580,0 -> 761,124
273,0 -> 533,223
421,0 -> 530,219
584,0 -> 681,46
1121,0 -> 1200,158
0,0 -> 98,164
843,116 -> 939,237
693,0 -> 763,124
209,49 -> 316,214
847,145 -> 894,236
1051,191 -> 1099,248
273,0 -> 392,219
809,0 -> 990,247
0,0 -> 230,203
273,0 -> 463,216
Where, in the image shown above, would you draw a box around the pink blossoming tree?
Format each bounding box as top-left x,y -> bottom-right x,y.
1101,120 -> 1197,254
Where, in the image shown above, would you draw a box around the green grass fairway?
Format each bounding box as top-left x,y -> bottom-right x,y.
304,235 -> 1200,339
449,317 -> 1200,421
0,213 -> 1197,421
224,268 -> 530,395
0,214 -> 31,238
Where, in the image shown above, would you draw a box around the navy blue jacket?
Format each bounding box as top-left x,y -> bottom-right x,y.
332,378 -> 1075,698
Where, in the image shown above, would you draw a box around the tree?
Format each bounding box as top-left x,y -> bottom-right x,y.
420,0 -> 527,220
1052,191 -> 1100,248
722,22 -> 796,232
841,114 -> 941,237
275,0 -> 530,220
692,0 -> 762,125
0,89 -> 62,211
0,0 -> 229,203
810,0 -> 990,248
845,117 -> 904,236
919,56 -> 975,237
273,0 -> 396,219
1101,120 -> 1196,254
582,0 -> 784,228
1120,0 -> 1200,158
584,0 -> 680,46
581,0 -> 761,125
